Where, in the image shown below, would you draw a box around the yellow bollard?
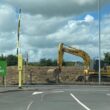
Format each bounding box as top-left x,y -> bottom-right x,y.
19,70 -> 22,88
18,54 -> 23,89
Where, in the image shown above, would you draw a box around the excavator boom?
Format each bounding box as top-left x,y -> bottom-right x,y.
46,43 -> 91,83
57,43 -> 91,73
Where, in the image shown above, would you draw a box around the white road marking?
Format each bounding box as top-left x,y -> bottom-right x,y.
26,101 -> 33,110
51,90 -> 64,93
70,93 -> 91,110
106,93 -> 110,96
32,92 -> 43,95
32,90 -> 64,95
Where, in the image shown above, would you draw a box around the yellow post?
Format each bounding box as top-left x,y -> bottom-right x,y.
19,70 -> 22,88
18,54 -> 23,88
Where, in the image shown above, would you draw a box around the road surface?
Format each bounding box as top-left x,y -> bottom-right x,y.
0,85 -> 110,110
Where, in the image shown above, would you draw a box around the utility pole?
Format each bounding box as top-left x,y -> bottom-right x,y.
17,9 -> 23,89
98,0 -> 101,84
17,9 -> 21,56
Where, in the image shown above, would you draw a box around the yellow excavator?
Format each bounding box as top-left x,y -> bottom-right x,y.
57,43 -> 91,81
47,43 -> 110,83
47,43 -> 91,83
57,43 -> 110,82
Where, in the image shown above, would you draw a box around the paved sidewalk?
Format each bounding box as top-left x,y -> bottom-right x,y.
0,84 -> 110,93
0,86 -> 39,92
0,86 -> 19,92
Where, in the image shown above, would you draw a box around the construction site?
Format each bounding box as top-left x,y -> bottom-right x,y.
0,12 -> 110,86
0,42 -> 110,86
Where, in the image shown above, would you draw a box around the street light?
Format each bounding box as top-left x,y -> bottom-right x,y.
17,9 -> 23,89
98,0 -> 101,84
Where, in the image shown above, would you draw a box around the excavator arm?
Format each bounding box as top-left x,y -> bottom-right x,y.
57,43 -> 91,75
46,43 -> 91,83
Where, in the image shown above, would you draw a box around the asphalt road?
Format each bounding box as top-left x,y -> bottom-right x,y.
0,85 -> 110,110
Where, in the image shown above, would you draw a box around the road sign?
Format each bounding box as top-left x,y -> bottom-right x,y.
0,60 -> 7,77
18,54 -> 23,71
18,54 -> 23,88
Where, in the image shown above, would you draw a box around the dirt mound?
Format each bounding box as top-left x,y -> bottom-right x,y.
0,66 -> 83,85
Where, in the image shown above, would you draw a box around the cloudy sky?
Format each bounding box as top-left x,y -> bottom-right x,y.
0,0 -> 110,62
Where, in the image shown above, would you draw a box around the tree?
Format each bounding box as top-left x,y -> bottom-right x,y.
104,52 -> 110,65
39,58 -> 47,66
93,59 -> 105,72
6,55 -> 17,66
46,59 -> 53,66
0,54 -> 6,61
52,59 -> 57,66
39,58 -> 57,66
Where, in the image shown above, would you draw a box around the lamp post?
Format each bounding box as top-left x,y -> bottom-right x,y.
17,9 -> 23,89
98,0 -> 101,84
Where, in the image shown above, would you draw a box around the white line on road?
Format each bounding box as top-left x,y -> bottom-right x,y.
51,90 -> 64,93
106,93 -> 110,96
70,93 -> 91,110
32,90 -> 64,95
26,101 -> 33,110
32,91 -> 43,95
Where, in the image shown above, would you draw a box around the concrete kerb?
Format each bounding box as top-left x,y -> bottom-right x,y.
0,87 -> 39,93
0,84 -> 110,93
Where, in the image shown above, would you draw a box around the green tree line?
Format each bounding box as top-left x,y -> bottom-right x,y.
29,58 -> 75,66
0,52 -> 110,66
0,54 -> 17,66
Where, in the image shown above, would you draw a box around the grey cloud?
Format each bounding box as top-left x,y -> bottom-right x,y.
0,32 -> 16,53
25,36 -> 59,48
4,0 -> 99,17
0,4 -> 17,32
5,0 -> 110,17
21,14 -> 68,36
